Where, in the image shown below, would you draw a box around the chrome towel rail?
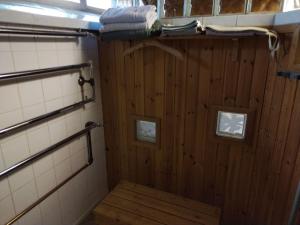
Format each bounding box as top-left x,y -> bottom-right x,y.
3,121 -> 101,225
0,121 -> 99,180
0,63 -> 91,82
0,62 -> 95,138
0,26 -> 91,37
0,97 -> 94,137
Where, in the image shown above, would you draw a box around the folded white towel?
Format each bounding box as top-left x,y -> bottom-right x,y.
100,5 -> 156,25
100,12 -> 157,33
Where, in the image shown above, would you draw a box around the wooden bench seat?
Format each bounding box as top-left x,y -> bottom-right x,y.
93,181 -> 221,225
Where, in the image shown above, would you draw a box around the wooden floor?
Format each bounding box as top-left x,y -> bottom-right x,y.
93,181 -> 221,225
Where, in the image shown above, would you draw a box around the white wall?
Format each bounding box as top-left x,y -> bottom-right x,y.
0,26 -> 108,225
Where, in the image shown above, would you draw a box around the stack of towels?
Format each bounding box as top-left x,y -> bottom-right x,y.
100,5 -> 159,41
161,20 -> 201,37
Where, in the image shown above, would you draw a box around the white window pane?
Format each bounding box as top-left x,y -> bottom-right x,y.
63,0 -> 80,3
216,111 -> 247,139
87,0 -> 112,9
117,0 -> 133,7
283,0 -> 300,11
136,120 -> 156,143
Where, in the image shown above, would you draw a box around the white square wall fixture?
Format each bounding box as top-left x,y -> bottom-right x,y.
136,120 -> 156,143
216,111 -> 247,139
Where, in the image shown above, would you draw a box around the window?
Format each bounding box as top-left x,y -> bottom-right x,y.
130,115 -> 160,148
283,0 -> 300,11
63,0 -> 80,3
87,0 -> 112,9
216,111 -> 247,139
136,120 -> 157,143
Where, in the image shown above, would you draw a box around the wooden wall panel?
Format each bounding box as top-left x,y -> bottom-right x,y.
98,37 -> 300,225
165,0 -> 184,17
251,0 -> 282,12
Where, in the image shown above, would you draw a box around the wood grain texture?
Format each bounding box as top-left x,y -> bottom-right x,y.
191,0 -> 213,15
94,181 -> 221,225
98,37 -> 300,225
164,0 -> 184,17
251,0 -> 282,12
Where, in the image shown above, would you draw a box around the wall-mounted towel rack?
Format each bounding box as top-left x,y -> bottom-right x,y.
1,121 -> 100,225
0,63 -> 95,137
0,97 -> 94,137
0,63 -> 91,82
0,26 -> 92,37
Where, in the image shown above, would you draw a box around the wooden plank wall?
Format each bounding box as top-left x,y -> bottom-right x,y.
98,37 -> 300,225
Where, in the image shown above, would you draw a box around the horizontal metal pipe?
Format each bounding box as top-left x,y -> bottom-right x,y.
0,122 -> 100,180
0,97 -> 94,138
0,27 -> 90,37
6,163 -> 90,225
0,63 -> 91,81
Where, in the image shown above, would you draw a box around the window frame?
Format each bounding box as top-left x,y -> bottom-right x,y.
129,115 -> 161,149
22,0 -> 108,13
208,105 -> 257,146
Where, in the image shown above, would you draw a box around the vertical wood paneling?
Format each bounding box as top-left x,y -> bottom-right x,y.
99,37 -> 300,225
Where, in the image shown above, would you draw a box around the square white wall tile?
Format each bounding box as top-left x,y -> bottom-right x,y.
0,145 -> 6,171
0,195 -> 16,225
65,111 -> 82,134
0,51 -> 14,73
70,148 -> 86,173
27,125 -> 50,154
1,134 -> 29,168
55,39 -> 77,51
36,168 -> 56,197
0,109 -> 23,131
57,50 -> 75,66
23,103 -> 46,120
55,158 -> 72,184
45,98 -> 63,113
49,118 -> 67,144
69,137 -> 85,156
58,181 -> 76,225
9,37 -> 36,52
12,180 -> 38,213
0,179 -> 10,201
19,80 -> 44,107
0,36 -> 11,52
8,166 -> 34,192
18,207 -> 42,225
32,155 -> 54,178
37,50 -> 58,68
12,51 -> 38,71
53,146 -> 70,165
0,84 -> 21,114
40,193 -> 62,225
72,171 -> 88,216
63,93 -> 81,107
42,76 -> 63,101
60,73 -> 80,96
35,38 -> 57,51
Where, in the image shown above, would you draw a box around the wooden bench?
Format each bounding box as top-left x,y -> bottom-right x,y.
93,181 -> 221,225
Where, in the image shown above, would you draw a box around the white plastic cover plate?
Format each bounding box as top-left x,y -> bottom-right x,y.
136,120 -> 156,143
216,111 -> 247,139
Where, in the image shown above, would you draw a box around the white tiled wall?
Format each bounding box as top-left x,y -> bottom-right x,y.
0,26 -> 108,225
